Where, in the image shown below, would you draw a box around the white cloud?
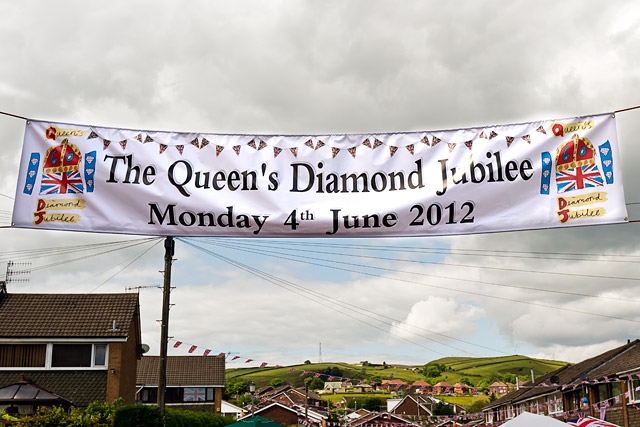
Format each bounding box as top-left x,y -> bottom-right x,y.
391,297 -> 484,343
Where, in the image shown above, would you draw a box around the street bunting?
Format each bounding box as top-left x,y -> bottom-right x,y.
12,112 -> 627,237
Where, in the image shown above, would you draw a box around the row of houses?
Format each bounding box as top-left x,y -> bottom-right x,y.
239,385 -> 470,427
324,379 -> 512,396
482,339 -> 640,427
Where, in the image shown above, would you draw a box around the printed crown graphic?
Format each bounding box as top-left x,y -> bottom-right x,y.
555,134 -> 596,172
42,139 -> 82,174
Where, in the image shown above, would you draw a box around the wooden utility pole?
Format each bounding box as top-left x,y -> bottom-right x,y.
621,380 -> 630,427
157,237 -> 175,423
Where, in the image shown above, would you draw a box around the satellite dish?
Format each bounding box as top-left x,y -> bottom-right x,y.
141,344 -> 150,354
550,375 -> 560,385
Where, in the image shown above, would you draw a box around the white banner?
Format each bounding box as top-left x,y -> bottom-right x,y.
12,113 -> 627,237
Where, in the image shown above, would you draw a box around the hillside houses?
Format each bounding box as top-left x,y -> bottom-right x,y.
412,380 -> 432,394
488,381 -> 511,395
432,381 -> 453,394
380,379 -> 407,391
321,379 -> 442,395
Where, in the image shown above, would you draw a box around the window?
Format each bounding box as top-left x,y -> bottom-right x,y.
94,345 -> 107,366
547,394 -> 563,415
597,382 -> 622,405
52,344 -> 92,367
0,343 -> 107,369
0,345 -> 46,367
165,387 -> 182,403
630,378 -> 640,403
139,388 -> 157,403
184,387 -> 208,402
51,344 -> 108,368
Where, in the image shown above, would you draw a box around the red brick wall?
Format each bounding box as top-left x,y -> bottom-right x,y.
259,406 -> 299,426
214,386 -> 223,413
603,405 -> 640,427
393,400 -> 419,416
106,317 -> 140,404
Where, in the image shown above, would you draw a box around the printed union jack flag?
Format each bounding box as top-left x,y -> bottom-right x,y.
40,171 -> 84,194
183,387 -> 206,402
556,164 -> 604,193
568,417 -> 619,427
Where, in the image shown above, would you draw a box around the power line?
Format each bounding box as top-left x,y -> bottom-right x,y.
181,238 -> 487,357
217,238 -> 640,263
197,238 -> 640,325
202,238 -> 640,304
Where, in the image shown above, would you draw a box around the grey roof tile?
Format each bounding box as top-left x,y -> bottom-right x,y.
0,293 -> 139,339
137,355 -> 225,386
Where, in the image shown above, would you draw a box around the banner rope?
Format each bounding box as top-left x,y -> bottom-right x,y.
0,105 -> 639,123
0,110 -> 28,121
614,105 -> 640,114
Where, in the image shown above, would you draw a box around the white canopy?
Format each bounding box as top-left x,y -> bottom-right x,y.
500,412 -> 567,426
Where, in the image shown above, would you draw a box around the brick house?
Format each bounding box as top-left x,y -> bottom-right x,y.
136,355 -> 225,412
453,382 -> 470,395
389,395 -> 466,419
411,380 -> 432,394
0,292 -> 143,411
346,411 -> 411,427
489,381 -> 510,395
432,381 -> 453,394
381,379 -> 407,392
242,402 -> 327,427
388,395 -> 432,417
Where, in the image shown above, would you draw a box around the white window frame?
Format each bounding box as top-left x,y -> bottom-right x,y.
547,393 -> 563,416
0,342 -> 110,370
49,343 -> 109,369
629,378 -> 640,403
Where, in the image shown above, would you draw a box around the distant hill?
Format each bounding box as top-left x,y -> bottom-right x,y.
225,356 -> 568,389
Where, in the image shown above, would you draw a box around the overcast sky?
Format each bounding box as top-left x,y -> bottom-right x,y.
1,1 -> 640,369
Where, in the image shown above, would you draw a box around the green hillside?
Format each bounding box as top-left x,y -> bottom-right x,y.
429,355 -> 568,383
225,356 -> 568,389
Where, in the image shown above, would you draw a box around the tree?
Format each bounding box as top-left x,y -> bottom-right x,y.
466,397 -> 490,414
319,366 -> 343,377
235,394 -> 252,407
348,397 -> 384,411
421,363 -> 446,379
432,401 -> 454,416
502,373 -> 516,384
304,360 -> 311,365
305,377 -> 324,390
224,379 -> 250,399
270,378 -> 284,387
